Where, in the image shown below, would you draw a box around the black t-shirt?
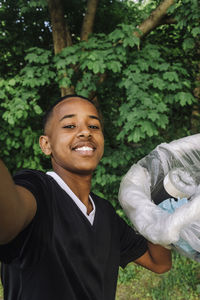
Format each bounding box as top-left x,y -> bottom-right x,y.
0,170 -> 147,300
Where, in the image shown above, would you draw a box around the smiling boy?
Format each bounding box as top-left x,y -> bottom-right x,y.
0,95 -> 171,300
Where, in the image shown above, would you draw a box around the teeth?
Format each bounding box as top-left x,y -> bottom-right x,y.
75,146 -> 93,151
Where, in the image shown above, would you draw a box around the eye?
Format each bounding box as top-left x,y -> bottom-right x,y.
63,124 -> 76,129
89,125 -> 100,129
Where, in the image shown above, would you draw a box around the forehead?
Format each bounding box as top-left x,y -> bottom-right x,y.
53,97 -> 99,119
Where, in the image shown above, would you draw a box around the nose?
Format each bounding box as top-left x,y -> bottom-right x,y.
77,125 -> 92,138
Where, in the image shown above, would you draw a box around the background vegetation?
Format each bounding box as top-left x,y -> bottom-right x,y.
0,0 -> 199,204
0,0 -> 200,298
117,252 -> 200,300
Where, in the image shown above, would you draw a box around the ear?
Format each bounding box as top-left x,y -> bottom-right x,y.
39,135 -> 52,156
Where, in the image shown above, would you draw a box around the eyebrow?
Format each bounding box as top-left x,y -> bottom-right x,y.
59,114 -> 101,122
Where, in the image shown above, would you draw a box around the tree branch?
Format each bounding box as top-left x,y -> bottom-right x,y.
94,0 -> 175,93
135,0 -> 175,38
81,0 -> 99,41
160,16 -> 176,25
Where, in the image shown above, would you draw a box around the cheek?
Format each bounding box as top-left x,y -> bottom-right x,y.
50,135 -> 71,153
99,136 -> 104,156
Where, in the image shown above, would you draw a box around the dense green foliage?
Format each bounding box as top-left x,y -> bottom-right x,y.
0,0 -> 199,206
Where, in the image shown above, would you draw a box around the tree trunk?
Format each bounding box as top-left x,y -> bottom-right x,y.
81,0 -> 99,41
47,0 -> 74,96
47,0 -> 67,53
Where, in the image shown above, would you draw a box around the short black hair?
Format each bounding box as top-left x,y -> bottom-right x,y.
43,94 -> 103,133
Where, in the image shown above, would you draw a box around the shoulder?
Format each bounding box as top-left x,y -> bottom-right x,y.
13,169 -> 55,189
13,169 -> 47,181
13,169 -> 57,206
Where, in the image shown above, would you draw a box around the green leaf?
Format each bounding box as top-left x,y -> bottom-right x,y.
33,104 -> 42,115
132,73 -> 142,84
9,79 -> 16,86
152,78 -> 165,90
108,29 -> 125,41
55,58 -> 67,69
191,27 -> 200,37
175,92 -> 195,106
123,36 -> 138,48
167,83 -> 180,91
108,61 -> 122,73
148,49 -> 160,59
138,59 -> 149,71
128,127 -> 143,142
88,53 -> 98,61
140,120 -> 157,136
158,63 -> 170,71
163,72 -> 179,82
93,62 -> 100,74
25,52 -> 38,63
148,112 -> 159,122
59,77 -> 71,88
25,135 -> 33,148
87,61 -> 94,71
156,102 -> 167,112
182,38 -> 195,51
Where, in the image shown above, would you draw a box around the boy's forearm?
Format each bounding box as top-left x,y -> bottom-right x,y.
0,160 -> 37,244
0,160 -> 24,243
0,159 -> 18,204
147,241 -> 172,272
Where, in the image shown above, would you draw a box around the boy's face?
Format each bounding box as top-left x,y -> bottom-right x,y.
40,97 -> 104,176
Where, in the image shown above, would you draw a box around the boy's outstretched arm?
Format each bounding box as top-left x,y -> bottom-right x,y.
0,160 -> 36,244
134,242 -> 172,274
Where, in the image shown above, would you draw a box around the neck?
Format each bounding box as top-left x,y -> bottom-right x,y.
52,165 -> 93,214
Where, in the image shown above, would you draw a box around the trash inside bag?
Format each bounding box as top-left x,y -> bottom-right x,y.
119,134 -> 200,262
159,198 -> 200,262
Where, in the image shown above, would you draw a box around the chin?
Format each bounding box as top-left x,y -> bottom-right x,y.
74,166 -> 96,176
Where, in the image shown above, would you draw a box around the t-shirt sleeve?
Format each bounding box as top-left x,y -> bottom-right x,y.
118,215 -> 148,268
0,169 -> 52,265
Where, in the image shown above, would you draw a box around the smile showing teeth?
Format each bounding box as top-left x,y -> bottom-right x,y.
75,146 -> 94,151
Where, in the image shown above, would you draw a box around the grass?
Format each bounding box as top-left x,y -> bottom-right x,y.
116,251 -> 200,300
0,251 -> 200,299
0,283 -> 3,298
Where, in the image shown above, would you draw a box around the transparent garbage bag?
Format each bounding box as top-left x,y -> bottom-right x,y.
118,134 -> 200,261
158,198 -> 200,262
